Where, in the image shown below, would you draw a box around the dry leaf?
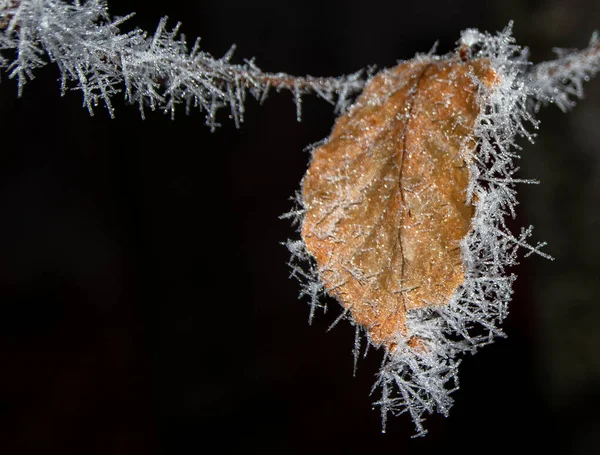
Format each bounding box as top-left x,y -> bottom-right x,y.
292,26 -> 555,436
301,58 -> 498,348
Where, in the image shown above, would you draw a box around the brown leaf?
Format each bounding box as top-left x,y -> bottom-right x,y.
301,58 -> 498,348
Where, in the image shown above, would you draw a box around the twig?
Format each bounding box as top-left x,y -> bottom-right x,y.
0,0 -> 366,127
529,32 -> 600,111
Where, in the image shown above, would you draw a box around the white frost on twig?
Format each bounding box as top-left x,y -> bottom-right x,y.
0,0 -> 366,127
529,32 -> 600,112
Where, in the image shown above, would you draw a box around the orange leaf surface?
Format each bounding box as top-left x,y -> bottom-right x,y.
301,58 -> 498,348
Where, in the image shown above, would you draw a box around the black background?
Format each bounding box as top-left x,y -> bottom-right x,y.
0,0 -> 599,453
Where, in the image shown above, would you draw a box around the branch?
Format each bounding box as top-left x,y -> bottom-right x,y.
0,0 -> 366,128
529,32 -> 600,111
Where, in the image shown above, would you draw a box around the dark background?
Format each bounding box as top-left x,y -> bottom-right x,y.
0,0 -> 599,453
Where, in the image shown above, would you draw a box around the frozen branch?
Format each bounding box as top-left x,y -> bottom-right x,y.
0,0 -> 366,128
529,32 -> 600,111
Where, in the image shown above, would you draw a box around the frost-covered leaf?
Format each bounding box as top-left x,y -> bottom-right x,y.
301,59 -> 497,348
287,24 -> 558,436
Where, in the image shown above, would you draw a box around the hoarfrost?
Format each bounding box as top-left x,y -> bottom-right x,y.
0,0 -> 366,127
529,31 -> 600,112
